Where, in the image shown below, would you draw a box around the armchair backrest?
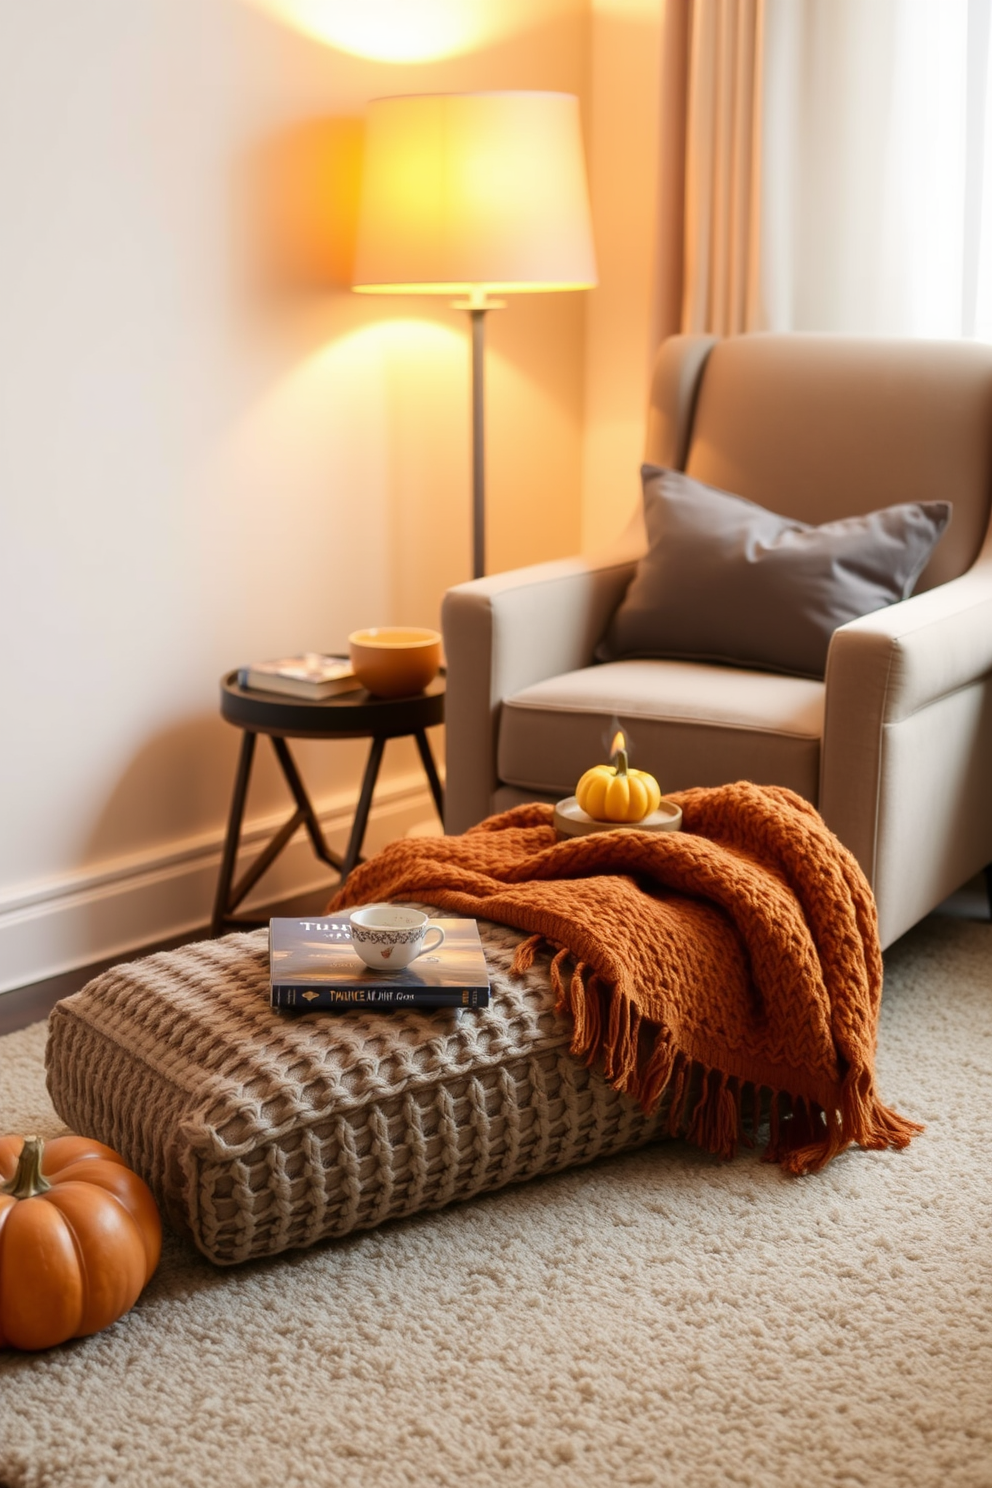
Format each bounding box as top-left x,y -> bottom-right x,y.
645,333 -> 992,591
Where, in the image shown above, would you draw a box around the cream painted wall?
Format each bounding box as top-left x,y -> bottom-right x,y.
0,0 -> 592,987
582,0 -> 665,553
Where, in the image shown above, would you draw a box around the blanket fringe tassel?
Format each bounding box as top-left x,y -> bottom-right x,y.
512,934 -> 924,1175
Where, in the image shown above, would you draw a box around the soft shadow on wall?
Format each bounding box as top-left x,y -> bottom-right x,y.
238,105 -> 587,592
222,0 -> 593,687
77,716 -> 435,967
263,0 -> 589,562
69,0 -> 591,968
240,115 -> 471,625
249,117 -> 365,294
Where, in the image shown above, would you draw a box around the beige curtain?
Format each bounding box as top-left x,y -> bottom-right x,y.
657,0 -> 992,343
653,0 -> 767,341
681,0 -> 765,334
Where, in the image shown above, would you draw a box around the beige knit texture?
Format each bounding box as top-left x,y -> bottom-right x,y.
1,914 -> 990,1488
45,919 -> 668,1265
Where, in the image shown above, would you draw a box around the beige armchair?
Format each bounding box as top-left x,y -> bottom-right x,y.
441,334 -> 992,949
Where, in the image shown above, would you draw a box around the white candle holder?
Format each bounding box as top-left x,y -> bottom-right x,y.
553,796 -> 682,839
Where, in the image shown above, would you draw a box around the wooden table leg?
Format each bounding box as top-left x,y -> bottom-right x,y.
414,728 -> 445,822
340,735 -> 386,882
211,731 -> 256,936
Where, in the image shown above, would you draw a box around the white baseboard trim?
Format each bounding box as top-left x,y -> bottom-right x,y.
0,772 -> 439,996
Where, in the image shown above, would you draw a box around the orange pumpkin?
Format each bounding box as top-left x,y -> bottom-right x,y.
0,1134 -> 162,1351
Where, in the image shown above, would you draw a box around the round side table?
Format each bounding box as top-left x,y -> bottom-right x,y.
211,672 -> 445,935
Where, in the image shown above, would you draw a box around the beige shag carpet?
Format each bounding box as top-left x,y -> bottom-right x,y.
1,914 -> 990,1488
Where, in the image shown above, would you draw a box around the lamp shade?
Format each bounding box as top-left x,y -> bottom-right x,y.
352,91 -> 597,295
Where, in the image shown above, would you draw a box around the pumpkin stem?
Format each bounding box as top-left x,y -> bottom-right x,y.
611,746 -> 629,777
1,1136 -> 51,1199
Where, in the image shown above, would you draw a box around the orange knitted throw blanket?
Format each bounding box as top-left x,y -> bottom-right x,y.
328,783 -> 921,1173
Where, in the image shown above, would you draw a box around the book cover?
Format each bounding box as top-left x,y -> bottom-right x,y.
269,915 -> 491,1011
238,653 -> 357,701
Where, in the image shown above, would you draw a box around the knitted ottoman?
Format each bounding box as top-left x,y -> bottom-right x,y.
45,919 -> 669,1265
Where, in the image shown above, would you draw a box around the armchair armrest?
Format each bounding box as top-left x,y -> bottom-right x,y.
442,555 -> 636,832
821,556 -> 992,943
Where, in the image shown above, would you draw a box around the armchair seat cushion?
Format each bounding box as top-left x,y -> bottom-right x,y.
498,659 -> 824,802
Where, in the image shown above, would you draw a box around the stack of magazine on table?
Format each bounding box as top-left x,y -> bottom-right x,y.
268,915 -> 491,1012
238,653 -> 357,701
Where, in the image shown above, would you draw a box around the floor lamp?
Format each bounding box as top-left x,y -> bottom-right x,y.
351,91 -> 597,580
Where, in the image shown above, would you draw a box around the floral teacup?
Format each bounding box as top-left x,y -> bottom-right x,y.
349,904 -> 445,970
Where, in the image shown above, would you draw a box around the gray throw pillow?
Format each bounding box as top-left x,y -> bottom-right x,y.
597,466 -> 952,679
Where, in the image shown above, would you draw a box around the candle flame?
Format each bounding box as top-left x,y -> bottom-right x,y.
611,730 -> 626,757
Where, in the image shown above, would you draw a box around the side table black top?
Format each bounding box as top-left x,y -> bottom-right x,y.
220,671 -> 445,739
212,672 -> 445,935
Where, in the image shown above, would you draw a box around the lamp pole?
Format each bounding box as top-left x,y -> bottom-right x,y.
470,306 -> 486,581
458,289 -> 502,580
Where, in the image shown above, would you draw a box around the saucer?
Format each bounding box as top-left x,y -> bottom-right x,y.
553,796 -> 682,838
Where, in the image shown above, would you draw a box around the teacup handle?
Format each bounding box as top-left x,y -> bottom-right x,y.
420,925 -> 445,955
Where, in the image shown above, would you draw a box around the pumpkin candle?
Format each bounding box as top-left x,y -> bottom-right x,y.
575,731 -> 662,824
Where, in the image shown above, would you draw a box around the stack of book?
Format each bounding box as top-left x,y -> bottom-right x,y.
238,654 -> 357,701
268,915 -> 491,1011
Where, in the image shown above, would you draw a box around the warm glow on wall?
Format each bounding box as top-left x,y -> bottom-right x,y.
243,0 -> 580,63
249,119 -> 364,290
244,0 -> 487,62
215,317 -> 468,632
229,320 -> 465,478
